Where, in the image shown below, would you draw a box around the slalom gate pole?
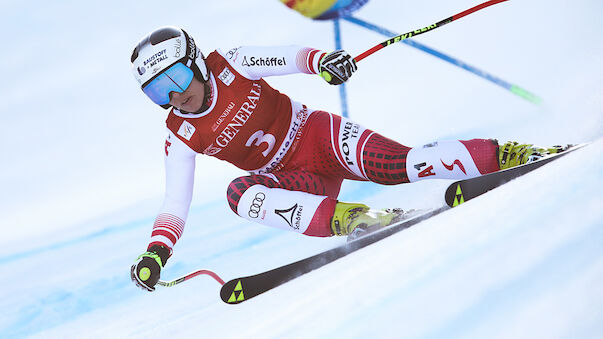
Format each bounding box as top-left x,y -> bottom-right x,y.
344,16 -> 542,104
157,269 -> 225,288
354,0 -> 509,62
333,19 -> 350,118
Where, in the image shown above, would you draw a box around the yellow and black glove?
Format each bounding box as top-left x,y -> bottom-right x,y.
319,50 -> 357,85
130,245 -> 170,292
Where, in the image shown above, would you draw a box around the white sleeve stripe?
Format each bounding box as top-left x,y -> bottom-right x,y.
311,50 -> 326,74
296,47 -> 313,74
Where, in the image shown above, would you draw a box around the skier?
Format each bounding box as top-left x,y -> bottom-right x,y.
130,26 -> 561,291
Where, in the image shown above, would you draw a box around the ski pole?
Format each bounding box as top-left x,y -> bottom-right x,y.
354,0 -> 509,62
157,269 -> 225,287
345,16 -> 542,104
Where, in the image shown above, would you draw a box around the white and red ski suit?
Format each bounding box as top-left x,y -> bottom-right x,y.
147,45 -> 500,253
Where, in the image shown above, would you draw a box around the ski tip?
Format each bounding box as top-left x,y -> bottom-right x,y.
445,183 -> 465,207
220,279 -> 247,304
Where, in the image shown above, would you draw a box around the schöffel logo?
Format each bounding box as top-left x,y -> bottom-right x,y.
275,204 -> 303,230
242,56 -> 286,67
248,192 -> 266,218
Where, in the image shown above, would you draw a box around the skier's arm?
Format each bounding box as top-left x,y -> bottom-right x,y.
218,45 -> 327,80
148,131 -> 196,251
131,130 -> 196,291
218,46 -> 357,85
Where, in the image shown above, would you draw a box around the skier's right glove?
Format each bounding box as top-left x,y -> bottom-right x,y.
130,245 -> 170,292
319,50 -> 357,85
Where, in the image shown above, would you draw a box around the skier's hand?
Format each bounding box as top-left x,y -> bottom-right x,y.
319,50 -> 357,85
130,245 -> 170,292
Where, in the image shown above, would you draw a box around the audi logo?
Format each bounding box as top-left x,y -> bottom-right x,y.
248,192 -> 266,218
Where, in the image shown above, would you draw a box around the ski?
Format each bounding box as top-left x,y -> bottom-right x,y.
220,206 -> 449,304
220,143 -> 587,304
445,143 -> 587,207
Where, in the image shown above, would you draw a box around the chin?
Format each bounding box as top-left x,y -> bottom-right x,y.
189,105 -> 203,113
181,104 -> 202,113
192,102 -> 204,112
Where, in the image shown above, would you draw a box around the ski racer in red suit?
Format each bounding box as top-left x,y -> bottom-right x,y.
130,26 -> 561,291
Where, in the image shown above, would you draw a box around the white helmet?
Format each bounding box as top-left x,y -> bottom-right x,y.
130,26 -> 209,109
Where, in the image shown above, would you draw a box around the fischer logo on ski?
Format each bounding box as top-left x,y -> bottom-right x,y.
453,184 -> 465,207
227,280 -> 245,303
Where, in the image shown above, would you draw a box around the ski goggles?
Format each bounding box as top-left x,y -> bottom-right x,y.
142,62 -> 194,105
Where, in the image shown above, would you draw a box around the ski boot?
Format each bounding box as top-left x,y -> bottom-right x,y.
331,202 -> 408,240
498,141 -> 569,170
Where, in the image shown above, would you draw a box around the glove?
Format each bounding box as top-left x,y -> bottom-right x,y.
130,245 -> 170,292
319,50 -> 357,85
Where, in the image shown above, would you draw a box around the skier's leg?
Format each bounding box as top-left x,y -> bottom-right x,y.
368,137 -> 500,183
325,136 -> 501,236
226,171 -> 341,237
289,112 -> 502,236
306,112 -> 499,184
361,135 -> 562,182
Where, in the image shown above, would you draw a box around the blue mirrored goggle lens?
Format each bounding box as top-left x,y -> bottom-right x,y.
142,63 -> 194,105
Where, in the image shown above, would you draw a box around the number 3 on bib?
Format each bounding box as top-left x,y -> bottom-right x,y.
246,130 -> 276,157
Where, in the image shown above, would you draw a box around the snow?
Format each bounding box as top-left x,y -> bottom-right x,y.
1,0 -> 602,338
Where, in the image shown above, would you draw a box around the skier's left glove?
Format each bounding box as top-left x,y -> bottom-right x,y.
130,245 -> 170,292
319,50 -> 357,85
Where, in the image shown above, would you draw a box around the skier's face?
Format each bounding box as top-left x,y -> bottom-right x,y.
168,76 -> 205,112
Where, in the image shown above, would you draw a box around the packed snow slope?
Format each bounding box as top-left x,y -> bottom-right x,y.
1,0 -> 602,338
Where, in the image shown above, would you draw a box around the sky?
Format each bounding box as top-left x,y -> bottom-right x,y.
1,0 -> 602,337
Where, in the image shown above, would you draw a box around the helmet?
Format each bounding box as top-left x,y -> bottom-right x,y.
130,26 -> 209,109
